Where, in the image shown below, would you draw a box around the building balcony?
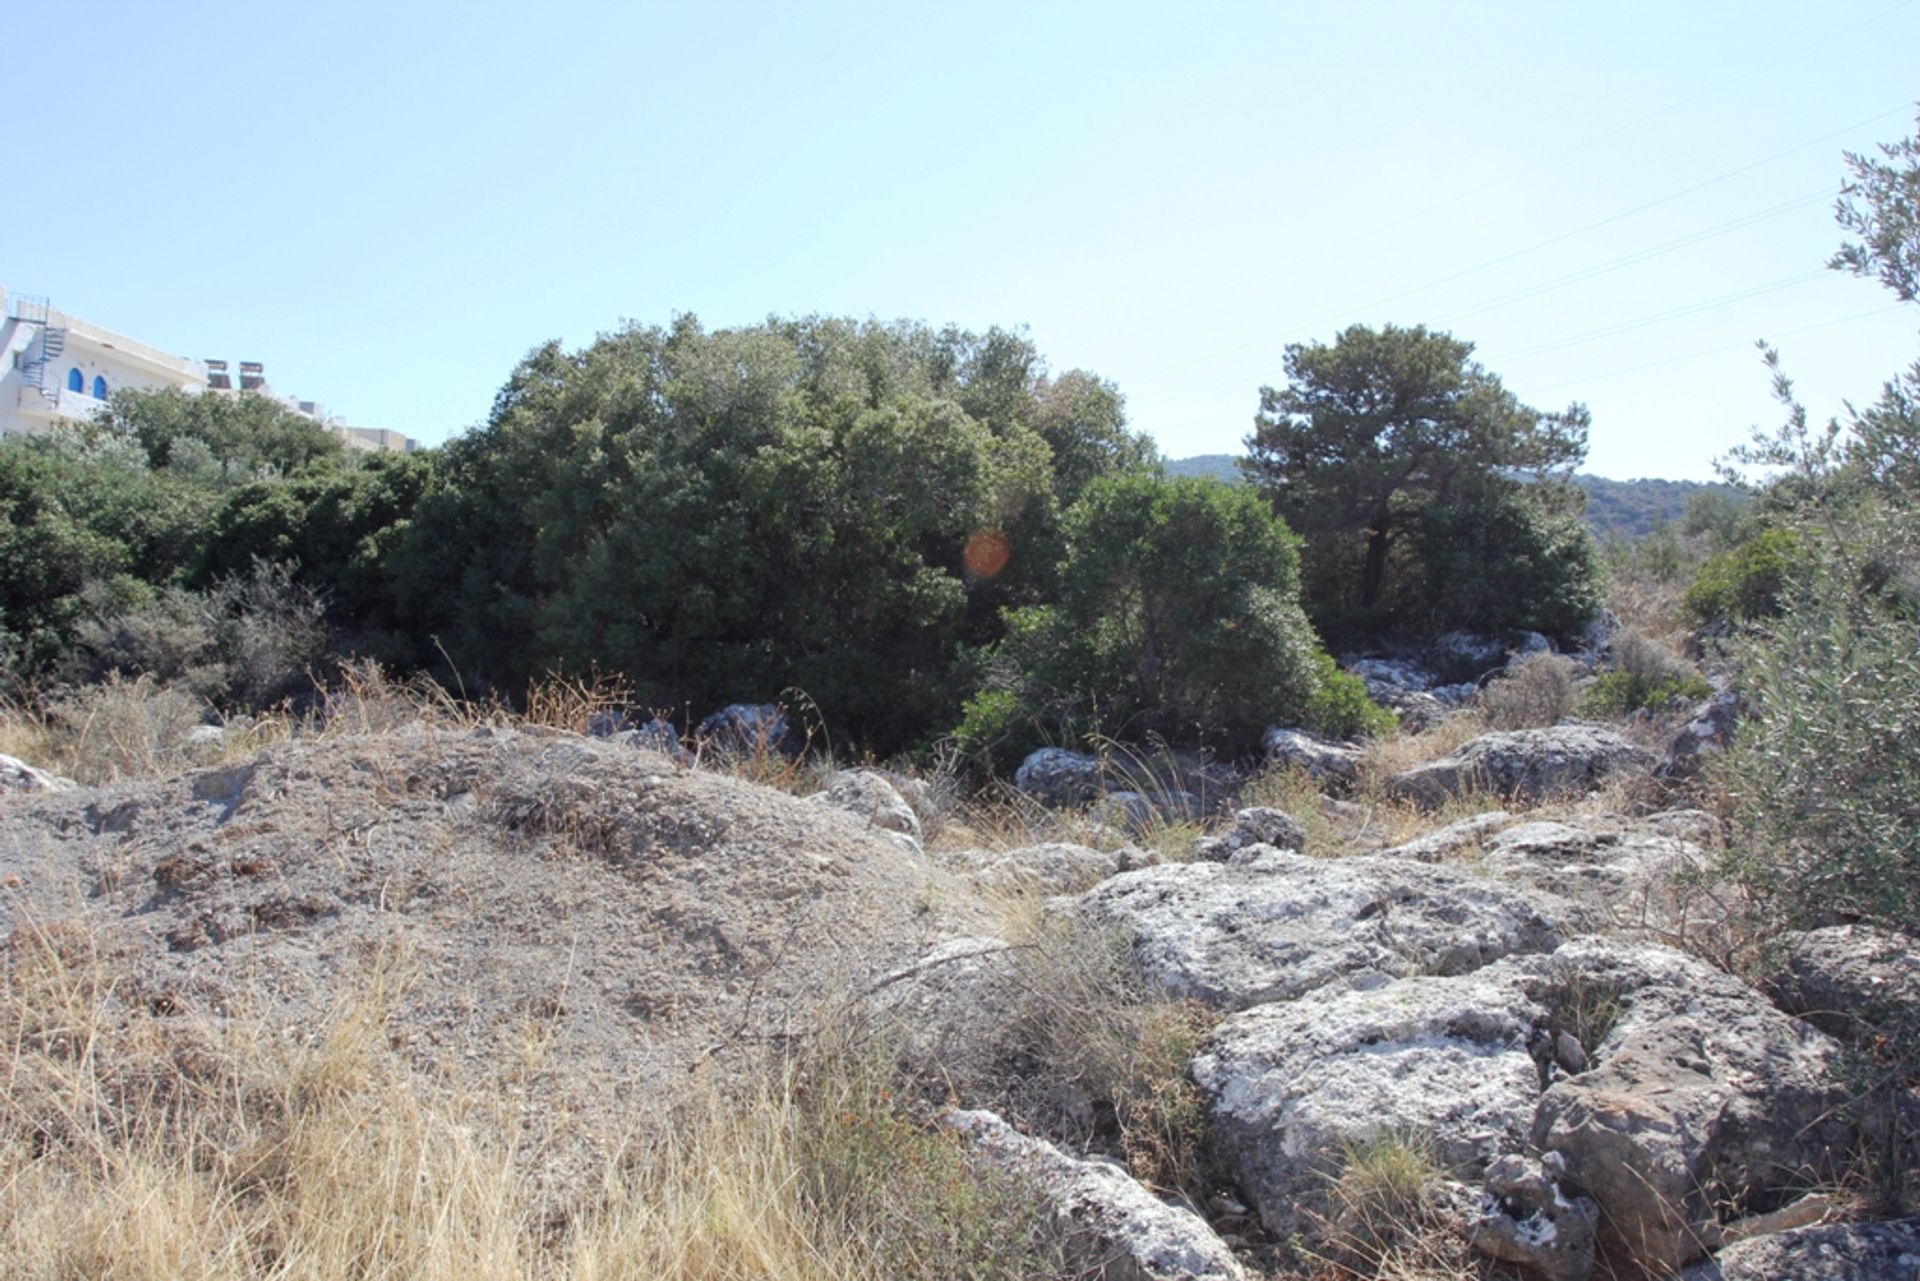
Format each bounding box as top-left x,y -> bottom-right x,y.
15,385 -> 110,424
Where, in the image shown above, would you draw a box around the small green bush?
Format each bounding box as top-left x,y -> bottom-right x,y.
1580,669 -> 1712,717
1685,526 -> 1799,624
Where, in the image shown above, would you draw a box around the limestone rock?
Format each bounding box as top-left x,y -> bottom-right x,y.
1193,806 -> 1306,862
1657,690 -> 1741,784
1,753 -> 76,794
945,842 -> 1153,895
1069,850 -> 1571,1011
944,1109 -> 1250,1281
1261,727 -> 1363,784
1479,818 -> 1708,905
1387,725 -> 1656,808
1531,939 -> 1853,1274
1769,924 -> 1920,1045
695,703 -> 801,757
1378,810 -> 1515,862
1462,1151 -> 1599,1281
1016,748 -> 1106,804
814,769 -> 922,851
1191,963 -> 1550,1236
1681,1218 -> 1920,1280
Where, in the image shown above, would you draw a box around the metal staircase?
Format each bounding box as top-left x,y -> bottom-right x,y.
12,296 -> 65,402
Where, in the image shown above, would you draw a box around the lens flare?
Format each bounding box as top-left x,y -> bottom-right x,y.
964,529 -> 1011,579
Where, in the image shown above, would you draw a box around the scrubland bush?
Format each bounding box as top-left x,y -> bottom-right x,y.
956,474 -> 1386,770
1478,651 -> 1579,729
1580,628 -> 1711,717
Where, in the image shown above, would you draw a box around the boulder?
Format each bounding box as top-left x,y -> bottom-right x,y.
1261,727 -> 1363,784
873,937 -> 1023,1088
1191,963 -> 1550,1237
945,842 -> 1154,895
944,1109 -> 1251,1281
610,717 -> 692,762
1531,940 -> 1854,1274
1069,849 -> 1572,1011
694,703 -> 802,757
1461,1151 -> 1599,1281
1428,630 -> 1513,680
1657,690 -> 1742,784
1479,818 -> 1708,905
1769,924 -> 1920,1044
1192,807 -> 1306,862
814,769 -> 922,852
1387,725 -> 1656,808
1377,810 -> 1515,862
0,753 -> 75,794
1681,1218 -> 1920,1280
1016,748 -> 1106,805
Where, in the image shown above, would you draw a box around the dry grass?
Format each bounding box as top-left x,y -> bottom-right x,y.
1301,1133 -> 1478,1281
1478,653 -> 1580,731
1239,715 -> 1514,859
0,916 -> 1063,1281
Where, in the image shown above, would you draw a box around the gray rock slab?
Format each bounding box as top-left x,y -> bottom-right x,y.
945,1109 -> 1251,1281
1191,962 -> 1550,1236
1068,850 -> 1573,1011
1682,1218 -> 1920,1280
1388,725 -> 1657,808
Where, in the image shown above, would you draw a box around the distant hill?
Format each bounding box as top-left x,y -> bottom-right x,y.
1164,454 -> 1241,483
1161,455 -> 1739,541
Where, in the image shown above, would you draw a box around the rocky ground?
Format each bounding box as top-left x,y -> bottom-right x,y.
2,693 -> 1915,1279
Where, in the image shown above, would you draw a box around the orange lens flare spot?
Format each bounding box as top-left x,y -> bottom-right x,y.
964,530 -> 1011,579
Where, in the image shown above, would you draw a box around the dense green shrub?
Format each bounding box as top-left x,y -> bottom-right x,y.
1580,669 -> 1712,717
1718,507 -> 1920,934
955,474 -> 1375,761
1685,526 -> 1798,624
1403,484 -> 1603,641
398,317 -> 1154,753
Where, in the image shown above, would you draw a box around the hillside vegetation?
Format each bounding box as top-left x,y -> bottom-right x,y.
3,107 -> 1920,1281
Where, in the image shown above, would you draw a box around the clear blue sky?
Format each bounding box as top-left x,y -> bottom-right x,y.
12,1 -> 1919,480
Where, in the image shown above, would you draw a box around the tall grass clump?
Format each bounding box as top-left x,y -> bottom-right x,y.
0,919 -> 1064,1281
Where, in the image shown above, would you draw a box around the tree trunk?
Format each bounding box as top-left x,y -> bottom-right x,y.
1361,524 -> 1391,610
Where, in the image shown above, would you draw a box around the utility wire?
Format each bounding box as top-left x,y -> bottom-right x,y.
1125,102 -> 1912,396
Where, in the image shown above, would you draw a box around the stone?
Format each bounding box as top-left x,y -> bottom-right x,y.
946,842 -> 1154,895
944,1109 -> 1251,1281
1463,1151 -> 1599,1281
611,718 -> 693,762
1069,849 -> 1571,1011
1769,924 -> 1920,1045
1261,727 -> 1363,784
1531,939 -> 1854,1274
1479,818 -> 1707,905
694,703 -> 801,758
1192,963 -> 1550,1237
1015,747 -> 1106,805
1192,806 -> 1306,862
814,769 -> 922,852
1387,725 -> 1657,809
0,753 -> 76,794
1657,690 -> 1742,784
1377,810 -> 1516,862
1681,1218 -> 1920,1280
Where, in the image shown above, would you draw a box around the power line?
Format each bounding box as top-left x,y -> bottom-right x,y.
1526,303 -> 1908,392
1483,270 -> 1830,364
1124,102 -> 1912,400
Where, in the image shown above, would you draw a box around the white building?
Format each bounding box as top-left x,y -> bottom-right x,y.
0,284 -> 417,452
0,286 -> 208,438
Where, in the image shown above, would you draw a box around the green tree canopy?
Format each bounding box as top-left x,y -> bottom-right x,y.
956,474 -> 1382,766
1242,323 -> 1592,640
104,387 -> 345,484
396,315 -> 1154,752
